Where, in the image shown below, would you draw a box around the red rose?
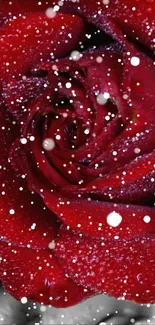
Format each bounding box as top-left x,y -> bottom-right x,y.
0,0 -> 155,307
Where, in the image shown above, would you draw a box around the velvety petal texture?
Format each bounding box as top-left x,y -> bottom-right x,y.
0,0 -> 155,308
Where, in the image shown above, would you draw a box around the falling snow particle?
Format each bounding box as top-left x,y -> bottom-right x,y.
134,148 -> 141,154
96,92 -> 110,105
48,240 -> 55,250
45,7 -> 57,19
143,215 -> 151,223
107,211 -> 122,227
56,135 -> 61,140
31,223 -> 36,230
9,209 -> 15,215
42,138 -> 55,151
21,297 -> 28,304
58,1 -> 64,6
84,129 -> 90,135
103,0 -> 109,4
96,56 -> 103,63
70,50 -> 81,61
66,82 -> 72,89
123,94 -> 128,100
130,56 -> 140,66
53,5 -> 60,11
20,138 -> 27,145
29,136 -> 35,142
103,0 -> 110,5
40,305 -> 47,312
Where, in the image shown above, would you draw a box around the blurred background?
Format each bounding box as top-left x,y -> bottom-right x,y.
0,284 -> 155,325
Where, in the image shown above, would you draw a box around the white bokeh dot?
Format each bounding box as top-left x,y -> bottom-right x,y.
107,211 -> 122,227
96,56 -> 103,63
45,7 -> 56,18
48,240 -> 55,250
42,138 -> 55,151
66,82 -> 72,89
96,92 -> 110,105
20,138 -> 27,145
70,50 -> 81,61
143,215 -> 151,223
29,136 -> 35,142
134,147 -> 141,154
103,0 -> 109,4
9,209 -> 15,215
130,56 -> 140,66
21,297 -> 28,304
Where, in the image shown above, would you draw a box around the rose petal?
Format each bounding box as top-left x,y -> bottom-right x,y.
0,107 -> 59,249
3,77 -> 49,121
43,190 -> 155,240
55,225 -> 155,304
91,123 -> 155,175
88,45 -> 155,172
60,0 -> 155,49
83,149 -> 155,204
0,242 -> 94,307
0,12 -> 85,80
0,170 -> 59,249
0,0 -> 54,24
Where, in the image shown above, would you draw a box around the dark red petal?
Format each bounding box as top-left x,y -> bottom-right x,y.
0,242 -> 94,307
31,135 -> 69,186
91,123 -> 155,176
83,150 -> 155,204
78,45 -> 128,123
0,170 -> 59,249
3,78 -> 48,121
91,47 -> 155,171
60,0 -> 155,50
108,0 -> 155,50
42,190 -> 155,240
55,226 -> 155,304
0,0 -> 55,24
0,13 -> 85,81
0,107 -> 59,249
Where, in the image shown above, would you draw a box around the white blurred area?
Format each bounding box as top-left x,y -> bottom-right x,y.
0,286 -> 154,325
